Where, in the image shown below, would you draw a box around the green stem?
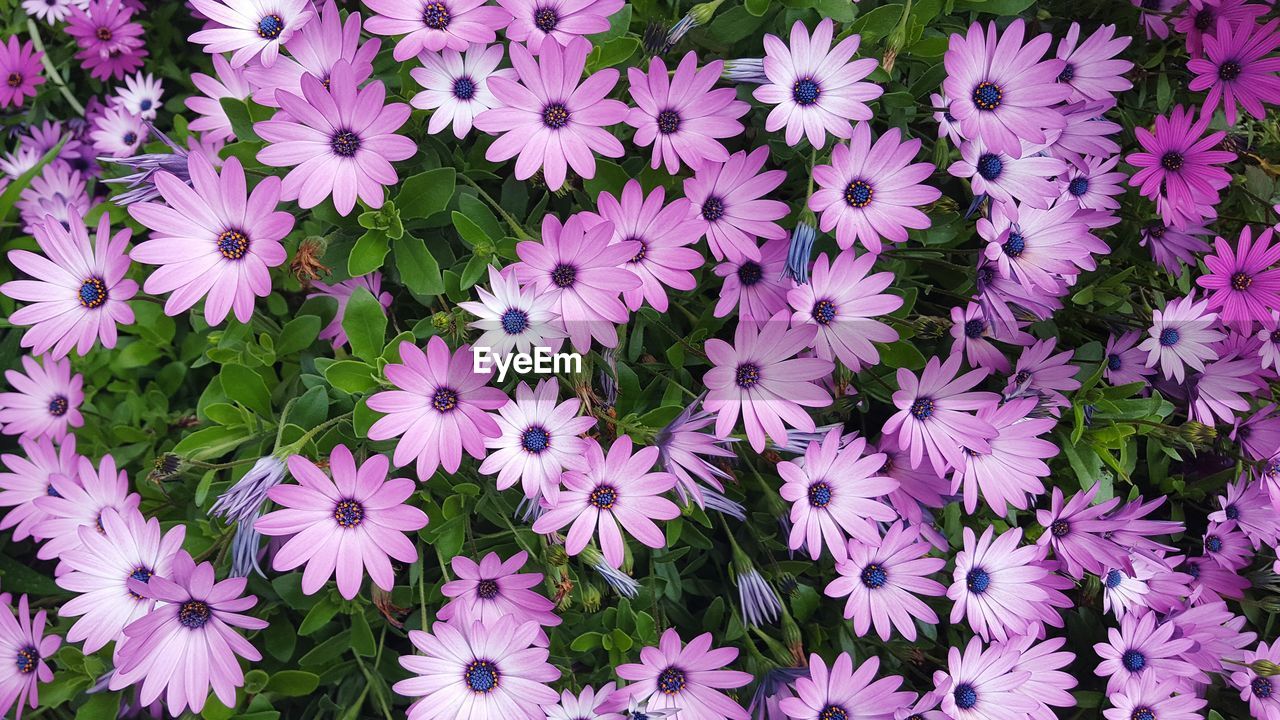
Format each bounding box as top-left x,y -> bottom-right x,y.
26,20 -> 84,115
459,174 -> 534,240
278,411 -> 354,454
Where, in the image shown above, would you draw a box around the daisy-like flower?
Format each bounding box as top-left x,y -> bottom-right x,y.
1055,23 -> 1134,102
1103,552 -> 1194,619
949,303 -> 1031,374
952,397 -> 1057,515
1005,338 -> 1081,412
255,445 -> 429,599
512,213 -> 640,352
1103,675 -> 1206,720
1104,331 -> 1157,387
1036,483 -> 1127,580
128,154 -> 294,325
1141,220 -> 1213,277
480,379 -> 594,503
0,38 -> 45,109
188,0 -> 315,67
654,397 -> 738,507
0,146 -> 41,180
1189,17 -> 1280,125
1204,520 -> 1253,569
1094,611 -> 1200,695
0,435 -> 79,542
307,273 -> 394,350
1175,0 -> 1270,58
256,60 -> 416,216
0,355 -> 84,441
589,181 -> 704,313
713,238 -> 791,327
393,617 -> 561,720
616,628 -> 753,720
1139,293 -> 1225,382
778,428 -> 897,562
34,453 -> 141,562
1059,154 -> 1126,211
497,0 -> 622,53
410,43 -> 512,138
948,526 -> 1059,642
245,0 -> 380,108
460,266 -> 566,355
439,550 -> 561,630
65,0 -> 145,67
0,595 -> 60,720
781,653 -> 913,720
547,684 -> 623,720
625,52 -> 748,173
685,146 -> 789,263
943,19 -> 1071,157
1188,356 -> 1264,425
825,521 -> 946,642
17,164 -> 90,234
1186,553 -> 1250,604
1231,640 -> 1280,720
753,18 -> 882,148
90,106 -> 147,157
2,211 -> 137,359
703,314 -> 834,452
23,0 -> 80,23
935,637 -> 1034,720
112,71 -> 163,120
883,353 -> 999,475
475,37 -> 627,190
532,435 -> 679,568
1211,478 -> 1278,548
366,337 -> 508,478
949,137 -> 1066,215
1257,313 -> 1280,371
109,551 -> 269,716
809,123 -> 940,254
365,0 -> 509,60
1127,105 -> 1235,230
56,508 -> 186,656
999,635 -> 1078,716
1196,226 -> 1280,332
787,250 -> 902,372
187,54 -> 253,141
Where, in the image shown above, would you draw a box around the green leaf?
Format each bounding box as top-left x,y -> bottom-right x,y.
0,552 -> 66,596
848,4 -> 904,43
587,37 -> 639,70
460,253 -> 491,290
877,341 -> 926,370
452,211 -> 492,248
342,288 -> 389,363
395,235 -> 445,296
350,612 -> 376,656
276,316 -> 321,355
220,98 -> 261,141
396,168 -> 456,219
265,670 -> 320,696
244,670 -> 270,694
790,583 -> 820,623
745,0 -> 770,16
299,597 -> 341,635
220,364 -> 273,417
75,692 -> 121,720
324,360 -> 380,394
172,426 -> 253,461
570,632 -> 604,651
349,228 -> 391,276
707,6 -> 764,44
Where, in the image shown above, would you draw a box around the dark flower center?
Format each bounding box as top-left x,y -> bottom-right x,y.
334,499 -> 364,528
1105,569 -> 1123,589
501,308 -> 529,334
1002,232 -> 1026,258
953,683 -> 978,710
860,563 -> 887,589
812,299 -> 837,325
257,13 -> 284,39
701,196 -> 725,222
966,568 -> 991,594
421,2 -> 450,30
15,646 -> 37,674
1225,504 -> 1240,520
1231,272 -> 1252,290
658,667 -> 686,695
1068,177 -> 1089,196
964,319 -> 984,338
122,131 -> 137,146
127,565 -> 154,600
79,277 -> 108,308
520,425 -> 550,453
1271,331 -> 1280,344
551,263 -> 576,288
657,109 -> 680,135
976,153 -> 1003,181
1254,677 -> 1274,699
476,578 -> 499,599
1205,535 -> 1223,553
452,76 -> 477,100
1194,8 -> 1214,30
1160,152 -> 1184,171
910,397 -> 935,420
1107,353 -> 1122,371
48,395 -> 68,417
1131,709 -> 1155,720
1013,369 -> 1031,385
1159,328 -> 1180,347
792,78 -> 820,106
843,179 -> 873,208
736,261 -> 762,286
1187,561 -> 1201,579
819,706 -> 848,720
218,229 -> 250,260
179,600 -> 211,629
1051,520 -> 1070,537
1122,649 -> 1147,673
629,238 -> 648,263
96,26 -> 112,41
534,6 -> 558,32
807,481 -> 833,508
46,484 -> 60,497
140,99 -> 152,111
1218,61 -> 1242,81
6,73 -> 21,88
542,103 -> 570,129
735,363 -> 761,389
972,81 -> 1003,111
1058,64 -> 1075,83
432,387 -> 459,413
464,659 -> 499,693
1145,222 -> 1167,239
589,485 -> 618,509
331,130 -> 361,157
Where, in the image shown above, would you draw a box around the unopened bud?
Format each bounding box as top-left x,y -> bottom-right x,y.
1253,659 -> 1280,677
547,545 -> 569,567
581,583 -> 602,612
1179,421 -> 1217,447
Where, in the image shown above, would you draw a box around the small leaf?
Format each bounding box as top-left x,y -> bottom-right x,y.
395,234 -> 445,296
342,288 -> 389,363
219,364 -> 273,417
276,316 -> 321,355
222,98 -> 261,141
349,228 -> 391,276
324,360 -> 380,394
265,670 -> 320,696
396,168 -> 456,219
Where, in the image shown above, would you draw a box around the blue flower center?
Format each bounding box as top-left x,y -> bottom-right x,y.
122,131 -> 137,146
330,130 -> 361,157
542,103 -> 570,130
452,76 -> 476,100
807,481 -> 833,508
966,568 -> 991,594
46,484 -> 60,497
1254,677 -> 1274,698
1068,177 -> 1089,196
1206,535 -> 1223,553
534,6 -> 558,32
735,363 -> 761,389
334,499 -> 364,528
48,395 -> 68,417
1159,328 -> 1180,347
432,387 -> 459,413
79,277 -> 108,308
953,683 -> 978,710
551,263 -> 576,288
1161,152 -> 1183,171
1187,562 -> 1201,579
501,308 -> 529,334
819,706 -> 848,720
1058,64 -> 1075,82
736,261 -> 761,286
179,600 -> 211,629
1226,504 -> 1240,520
217,229 -> 250,260
964,319 -> 984,338
1194,8 -> 1215,29
1131,708 -> 1155,720
421,2 -> 450,29
1219,61 -> 1242,81
1105,569 -> 1123,589
589,485 -> 618,510
1002,232 -> 1026,258
701,196 -> 725,222
15,646 -> 37,675
860,563 -> 887,589
972,81 -> 1003,111
1145,222 -> 1167,239
476,578 -> 499,599
843,180 -> 873,208
657,109 -> 680,135
257,14 -> 284,39
813,300 -> 837,326
1051,520 -> 1070,537
976,153 -> 1003,181
140,98 -> 152,111
128,566 -> 154,600
1122,649 -> 1147,673
520,425 -> 550,453
792,78 -> 821,106
1107,353 -> 1122,371
1232,272 -> 1252,290
910,397 -> 935,420
658,667 -> 686,695
464,659 -> 499,693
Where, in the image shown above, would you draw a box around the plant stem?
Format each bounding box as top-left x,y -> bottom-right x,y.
26,20 -> 85,115
458,173 -> 534,240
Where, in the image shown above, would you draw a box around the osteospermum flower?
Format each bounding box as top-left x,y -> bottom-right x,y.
0,355 -> 84,441
128,154 -> 293,325
1189,18 -> 1280,125
754,18 -> 882,148
952,397 -> 1057,515
307,273 -> 394,350
475,37 -> 627,190
883,353 -> 999,475
365,0 -> 508,60
703,314 -> 834,452
1211,478 -> 1278,548
0,435 -> 79,542
90,106 -> 147,157
33,454 -> 140,563
654,398 -> 738,507
2,212 -> 136,359
56,508 -> 186,656
1104,330 -> 1157,387
616,628 -> 753,720
547,684 -> 623,720
1036,483 -> 1127,580
480,379 -> 594,503
245,0 -> 380,108
949,526 -> 1060,642
532,435 -> 680,568
0,37 -> 44,109
109,551 -> 268,715
256,60 -> 416,215
999,635 -> 1078,716
949,303 -> 1032,374
1005,338 -> 1081,412
978,201 -> 1104,292
1141,219 -> 1213,277
1189,356 -> 1265,425
393,617 -> 561,720
186,53 -> 253,141
1196,226 -> 1280,332
788,250 -> 902,372
713,238 -> 791,327
1127,105 -> 1235,230
112,71 -> 162,119
685,146 -> 789,263
65,0 -> 145,70
439,550 -> 561,630
1094,611 -> 1199,695
23,0 -> 79,23
1055,23 -> 1133,102
949,137 -> 1066,215
1059,154 -> 1126,212
943,19 -> 1071,157
497,0 -> 622,53
460,266 -> 566,355
366,337 -> 508,478
810,124 -> 940,254
1139,293 -> 1225,382
780,653 -> 913,720
1231,640 -> 1280,720
1176,0 -> 1269,56
0,595 -> 60,720
936,637 -> 1034,720
188,0 -> 315,67
625,52 -> 748,173
410,43 -> 512,138
17,164 -> 90,234
826,521 -> 946,642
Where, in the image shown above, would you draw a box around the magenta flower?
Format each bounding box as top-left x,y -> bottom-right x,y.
882,353 -> 998,475
1141,219 -> 1212,277
1059,154 -> 1126,211
1139,293 -> 1225,382
825,521 -> 946,642
33,453 -> 140,562
1197,226 -> 1280,332
439,550 -> 561,630
129,154 -> 293,325
999,635 -> 1078,716
0,595 -> 59,720
365,0 -> 509,60
65,0 -> 147,81
1094,611 -> 1199,695
943,19 -> 1071,157
1212,478 -> 1278,548
547,684 -> 623,720
1190,18 -> 1280,124
1231,640 -> 1280,720
393,617 -> 561,720
949,303 -> 1031,374
513,213 -> 640,352
616,629 -> 753,720
1127,105 -> 1235,230
1174,0 -> 1269,57
809,124 -> 940,254
952,397 -> 1057,515
780,653 -> 912,720
189,0 -> 315,67
1104,675 -> 1205,720
0,435 -> 79,542
57,508 -> 186,656
1055,22 -> 1133,102
0,37 -> 44,109
1035,483 -> 1127,580
978,202 -> 1105,292
787,250 -> 902,372
703,314 -> 834,452
626,52 -> 748,173
935,637 -> 1034,720
0,355 -> 83,441
480,379 -> 595,503
949,137 -> 1066,215
685,146 -> 789,263
308,273 -> 394,350
256,60 -> 416,215
187,54 -> 253,141
1004,338 -> 1081,412
948,526 -> 1059,642
531,435 -> 679,568
367,338 -> 508,478
475,37 -> 626,190
1204,520 -> 1253,569
754,19 -> 882,148
245,0 -> 380,108
1186,553 -> 1250,604
110,551 -> 268,715
410,43 -> 512,138
653,398 -> 738,508
713,237 -> 791,327
496,0 -> 623,54
255,445 -> 429,599
1189,356 -> 1266,424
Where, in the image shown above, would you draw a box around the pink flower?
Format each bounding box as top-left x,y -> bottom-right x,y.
684,146 -> 789,263
1127,105 -> 1235,230
1004,338 -> 1081,413
1059,154 -> 1127,211
365,0 -> 510,60
949,303 -> 1031,374
625,52 -> 748,173
307,273 -> 394,350
713,238 -> 791,328
0,596 -> 60,720
1139,293 -> 1225,382
1055,22 -> 1134,102
787,250 -> 902,372
188,0 -> 316,67
615,629 -> 753,720
949,137 -> 1066,217
90,106 -> 147,157
479,379 -> 595,503
33,453 -> 140,562
65,0 -> 147,82
255,445 -> 429,599
948,526 -> 1060,642
367,337 -> 508,478
1197,226 -> 1280,332
244,0 -> 381,108
532,435 -> 680,568
1094,611 -> 1199,695
826,521 -> 946,642
780,653 -> 913,720
1230,640 -> 1280,720
475,37 -> 627,190
496,0 -> 623,54
935,637 -> 1034,720
883,353 -> 998,475
0,37 -> 44,108
547,684 -> 623,720
0,435 -> 79,542
1141,220 -> 1213,277
410,43 -> 512,138
952,397 -> 1057,515
439,550 -> 561,630
1189,17 -> 1280,124
1036,484 -> 1127,580
0,355 -> 84,442
185,53 -> 253,141
1104,330 -> 1157,387
999,635 -> 1078,715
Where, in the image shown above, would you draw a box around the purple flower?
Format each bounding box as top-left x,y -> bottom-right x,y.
626,52 -> 748,174
1210,478 -> 1278,548
1185,553 -> 1251,604
460,266 -> 566,356
826,521 -> 946,642
0,355 -> 84,442
245,0 -> 380,108
1230,640 -> 1280,719
1139,293 -> 1225,382
787,250 -> 902,372
1055,22 -> 1134,102
780,653 -> 912,720
256,60 -> 416,216
1256,313 -> 1280,371
1103,675 -> 1205,720
18,163 -> 90,233
952,397 -> 1057,514
308,273 -> 394,350
883,353 -> 999,475
1203,519 -> 1253,569
1046,99 -> 1122,164
948,525 -> 1061,642
1094,608 -> 1201,695
189,0 -> 316,67
475,37 -> 628,190
65,0 -> 147,82
999,635 -> 1078,715
410,43 -> 512,138
714,238 -> 791,328
547,684 -> 624,720
1189,17 -> 1280,125
978,201 -> 1103,292
1188,355 -> 1265,424
1127,105 -> 1236,230
1036,483 -> 1127,580
0,595 -> 60,720
24,0 -> 78,22
936,637 -> 1035,720
439,550 -> 561,630
34,453 -> 140,563
479,379 -> 595,503
615,629 -> 753,720
1104,330 -> 1157,387
186,53 -> 253,141
496,0 -> 623,54
1173,0 -> 1268,58
1140,219 -> 1213,277
754,19 -> 882,148
0,435 -> 79,542
1059,154 -> 1126,211
366,0 -> 509,60
1004,338 -> 1081,412
90,106 -> 148,157
1197,226 -> 1280,332
0,37 -> 44,109
949,303 -> 1031,374
653,396 -> 737,507
949,137 -> 1066,216
685,146 -> 789,263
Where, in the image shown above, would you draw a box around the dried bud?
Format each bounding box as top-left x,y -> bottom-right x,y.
291,236 -> 331,284
148,453 -> 182,482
